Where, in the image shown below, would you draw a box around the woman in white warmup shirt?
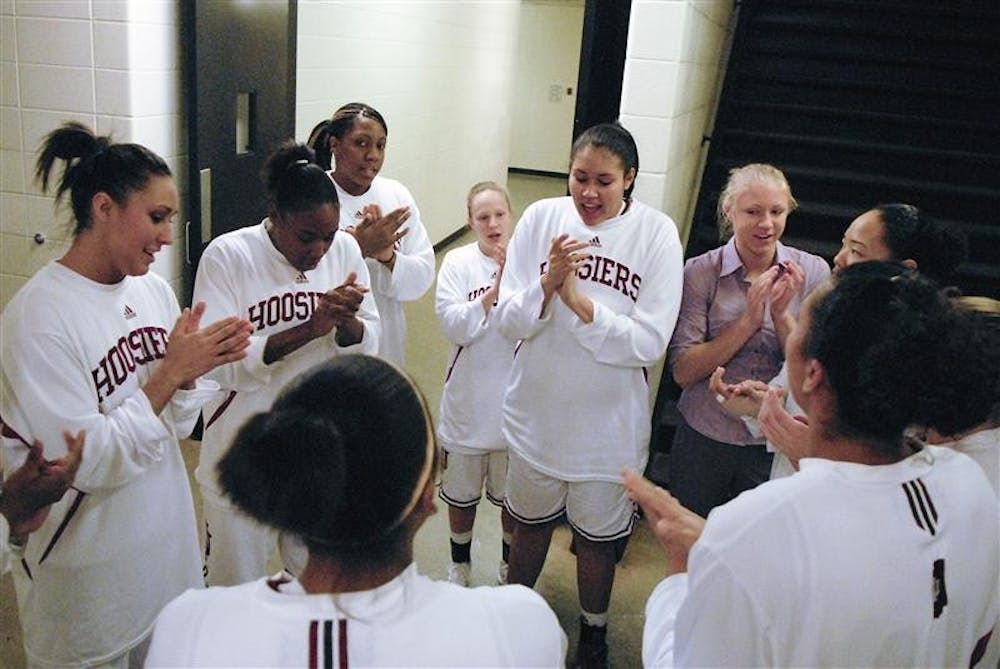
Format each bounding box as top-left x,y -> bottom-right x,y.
0,122 -> 251,668
193,141 -> 379,586
494,121 -> 684,666
628,262 -> 998,668
308,103 -> 435,367
436,181 -> 516,587
147,355 -> 567,668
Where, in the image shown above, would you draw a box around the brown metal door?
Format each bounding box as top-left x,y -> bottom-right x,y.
182,0 -> 297,295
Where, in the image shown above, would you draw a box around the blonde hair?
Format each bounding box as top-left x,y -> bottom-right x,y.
717,163 -> 798,239
954,295 -> 1000,316
466,181 -> 512,220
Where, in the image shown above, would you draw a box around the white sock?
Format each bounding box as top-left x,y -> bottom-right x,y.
450,530 -> 473,545
581,610 -> 608,627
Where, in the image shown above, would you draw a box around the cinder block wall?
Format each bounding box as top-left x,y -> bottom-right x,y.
622,0 -> 734,244
1,1 -> 186,310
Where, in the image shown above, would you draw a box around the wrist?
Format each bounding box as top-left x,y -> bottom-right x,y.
334,319 -> 364,347
737,313 -> 761,335
665,558 -> 688,577
302,316 -> 329,342
481,288 -> 498,312
540,273 -> 559,296
0,491 -> 11,525
145,365 -> 184,407
376,249 -> 396,266
1,494 -> 32,540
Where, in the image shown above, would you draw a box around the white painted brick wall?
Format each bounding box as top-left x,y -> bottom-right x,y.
622,0 -> 733,244
295,0 -> 521,245
1,0 -> 186,309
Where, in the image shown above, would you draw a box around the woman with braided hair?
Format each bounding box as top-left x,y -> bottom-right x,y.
307,103 -> 435,367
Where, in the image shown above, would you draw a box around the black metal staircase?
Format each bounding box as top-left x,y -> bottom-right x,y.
687,0 -> 1000,297
648,0 -> 1000,478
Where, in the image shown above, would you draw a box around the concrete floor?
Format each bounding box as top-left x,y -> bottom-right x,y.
1,173 -> 671,667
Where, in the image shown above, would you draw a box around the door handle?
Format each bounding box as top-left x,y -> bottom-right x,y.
200,168 -> 212,244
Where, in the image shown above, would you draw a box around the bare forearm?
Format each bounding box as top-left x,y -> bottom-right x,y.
142,365 -> 186,415
538,274 -> 558,319
562,291 -> 594,324
480,289 -> 498,317
263,322 -> 323,365
773,310 -> 796,352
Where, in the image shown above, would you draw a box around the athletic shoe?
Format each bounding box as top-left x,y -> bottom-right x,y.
447,561 -> 471,587
571,639 -> 608,669
571,619 -> 609,669
496,560 -> 509,585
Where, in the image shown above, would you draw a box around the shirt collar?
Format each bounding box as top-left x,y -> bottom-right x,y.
719,238 -> 789,278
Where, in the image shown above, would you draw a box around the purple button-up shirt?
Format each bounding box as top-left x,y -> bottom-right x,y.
668,238 -> 831,444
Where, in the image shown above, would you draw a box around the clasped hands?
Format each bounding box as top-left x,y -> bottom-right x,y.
1,431 -> 85,538
307,271 -> 368,340
741,260 -> 805,331
540,234 -> 593,319
710,366 -> 810,465
348,204 -> 410,262
164,302 -> 253,389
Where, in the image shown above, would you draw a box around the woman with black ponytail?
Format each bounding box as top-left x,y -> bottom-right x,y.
0,122 -> 252,667
192,140 -> 380,587
146,355 -> 566,667
307,103 -> 435,367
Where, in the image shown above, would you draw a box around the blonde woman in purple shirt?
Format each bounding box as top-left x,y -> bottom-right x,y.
666,164 -> 830,517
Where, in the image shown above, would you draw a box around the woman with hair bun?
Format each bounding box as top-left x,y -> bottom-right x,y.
630,262 -> 999,667
146,355 -> 567,668
924,296 -> 1000,496
0,122 -> 252,667
308,103 -> 435,367
193,141 -> 380,586
865,203 -> 968,285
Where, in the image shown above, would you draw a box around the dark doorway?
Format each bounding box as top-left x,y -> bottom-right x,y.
573,0 -> 632,139
181,0 -> 298,299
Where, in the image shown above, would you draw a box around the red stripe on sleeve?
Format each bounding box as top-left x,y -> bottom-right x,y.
970,629 -> 993,668
0,417 -> 32,447
308,620 -> 318,669
324,620 -> 334,669
204,390 -> 238,430
338,619 -> 349,669
38,490 -> 86,564
443,346 -> 464,383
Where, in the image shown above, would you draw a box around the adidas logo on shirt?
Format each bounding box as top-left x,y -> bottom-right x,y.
295,272 -> 309,284
588,236 -> 602,248
124,305 -> 137,319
